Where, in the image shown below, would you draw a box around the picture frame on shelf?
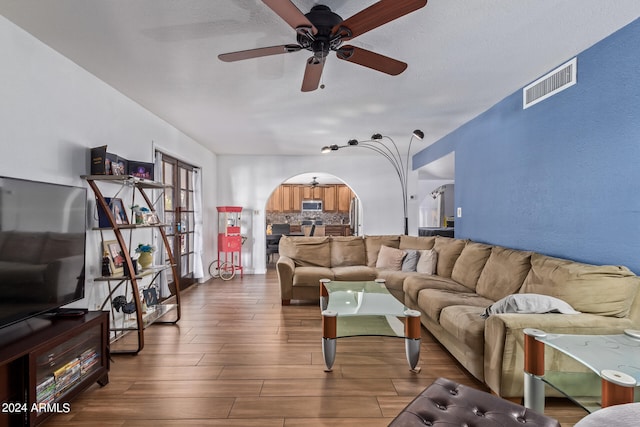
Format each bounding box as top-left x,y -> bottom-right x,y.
143,286 -> 159,306
103,240 -> 125,276
111,158 -> 127,176
128,161 -> 154,180
110,198 -> 128,225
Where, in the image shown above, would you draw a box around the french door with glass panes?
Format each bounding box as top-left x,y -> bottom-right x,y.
161,154 -> 196,290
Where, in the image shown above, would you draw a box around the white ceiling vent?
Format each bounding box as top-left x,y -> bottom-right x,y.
523,57 -> 577,109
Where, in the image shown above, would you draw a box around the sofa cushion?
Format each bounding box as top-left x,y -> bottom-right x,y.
476,246 -> 532,302
279,236 -> 331,268
521,253 -> 640,318
404,275 -> 472,304
375,270 -> 421,294
331,265 -> 377,282
376,245 -> 406,270
418,288 -> 493,323
416,249 -> 437,274
433,237 -> 466,278
399,235 -> 436,250
364,235 -> 401,267
291,266 -> 334,287
451,242 -> 493,291
402,249 -> 420,272
330,236 -> 366,267
439,305 -> 487,353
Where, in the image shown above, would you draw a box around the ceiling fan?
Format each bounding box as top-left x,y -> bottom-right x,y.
218,0 -> 428,92
308,176 -> 329,188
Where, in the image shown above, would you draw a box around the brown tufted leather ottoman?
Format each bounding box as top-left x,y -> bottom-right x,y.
389,377 -> 560,426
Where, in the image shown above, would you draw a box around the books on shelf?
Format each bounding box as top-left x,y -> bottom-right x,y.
36,348 -> 100,403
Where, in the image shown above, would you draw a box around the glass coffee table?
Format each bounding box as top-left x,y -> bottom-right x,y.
319,279 -> 421,373
524,328 -> 640,414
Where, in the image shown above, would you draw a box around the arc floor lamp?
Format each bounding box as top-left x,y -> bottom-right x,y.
321,130 -> 424,235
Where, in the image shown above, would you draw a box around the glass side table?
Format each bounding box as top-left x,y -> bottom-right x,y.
523,328 -> 640,414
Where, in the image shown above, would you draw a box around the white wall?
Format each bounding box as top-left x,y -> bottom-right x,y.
217,154 -> 420,274
0,14 -> 421,283
0,17 -> 217,307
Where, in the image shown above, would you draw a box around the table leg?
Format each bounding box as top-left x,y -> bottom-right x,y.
601,369 -> 636,407
322,310 -> 337,372
523,328 -> 547,413
404,309 -> 421,373
319,279 -> 330,311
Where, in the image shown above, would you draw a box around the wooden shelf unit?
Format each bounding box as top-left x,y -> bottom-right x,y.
82,175 -> 181,354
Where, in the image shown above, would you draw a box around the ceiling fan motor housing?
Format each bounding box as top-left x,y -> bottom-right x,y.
298,5 -> 343,58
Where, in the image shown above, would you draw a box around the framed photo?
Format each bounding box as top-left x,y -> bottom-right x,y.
143,287 -> 159,306
103,240 -> 125,276
110,198 -> 129,225
111,159 -> 127,176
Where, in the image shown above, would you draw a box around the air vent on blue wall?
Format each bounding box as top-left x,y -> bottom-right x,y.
523,57 -> 577,109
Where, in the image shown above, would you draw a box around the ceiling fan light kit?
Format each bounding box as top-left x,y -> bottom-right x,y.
218,0 -> 428,92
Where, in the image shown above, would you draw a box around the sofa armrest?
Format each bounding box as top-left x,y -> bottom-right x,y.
484,312 -> 634,397
276,256 -> 295,304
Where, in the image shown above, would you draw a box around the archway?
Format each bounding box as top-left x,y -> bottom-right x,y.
264,172 -> 362,267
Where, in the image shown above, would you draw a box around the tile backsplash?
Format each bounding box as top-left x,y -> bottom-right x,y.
266,212 -> 350,226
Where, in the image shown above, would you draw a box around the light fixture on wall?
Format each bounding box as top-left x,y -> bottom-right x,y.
321,130 -> 424,235
430,185 -> 446,199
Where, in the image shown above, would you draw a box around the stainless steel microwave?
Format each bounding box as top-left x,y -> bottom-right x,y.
301,200 -> 323,212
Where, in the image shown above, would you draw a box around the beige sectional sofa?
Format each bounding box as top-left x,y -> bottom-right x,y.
276,234 -> 640,398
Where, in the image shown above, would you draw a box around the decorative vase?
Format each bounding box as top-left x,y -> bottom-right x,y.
138,252 -> 153,269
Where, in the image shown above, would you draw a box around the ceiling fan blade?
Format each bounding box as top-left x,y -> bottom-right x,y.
336,45 -> 407,75
218,44 -> 301,62
262,0 -> 317,34
301,56 -> 325,92
333,0 -> 427,41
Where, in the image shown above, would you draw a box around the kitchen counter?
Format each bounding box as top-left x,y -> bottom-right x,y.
289,224 -> 351,236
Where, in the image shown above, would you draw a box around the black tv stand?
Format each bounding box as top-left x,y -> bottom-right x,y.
0,311 -> 109,426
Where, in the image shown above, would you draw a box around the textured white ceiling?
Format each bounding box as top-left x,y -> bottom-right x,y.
1,1 -> 639,159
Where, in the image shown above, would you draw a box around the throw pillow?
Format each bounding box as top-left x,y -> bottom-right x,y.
401,249 -> 420,272
364,235 -> 401,267
375,245 -> 406,271
481,293 -> 581,318
432,237 -> 466,278
416,249 -> 437,274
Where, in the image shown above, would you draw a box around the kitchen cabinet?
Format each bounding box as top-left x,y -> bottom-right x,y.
267,184 -> 353,213
325,225 -> 351,236
302,186 -> 323,200
338,185 -> 353,213
266,186 -> 282,212
281,185 -> 303,212
323,185 -> 338,212
291,185 -> 302,212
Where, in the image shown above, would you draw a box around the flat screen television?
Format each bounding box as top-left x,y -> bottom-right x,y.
0,176 -> 87,329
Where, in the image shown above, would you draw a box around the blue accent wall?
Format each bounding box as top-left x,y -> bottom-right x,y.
413,18 -> 640,273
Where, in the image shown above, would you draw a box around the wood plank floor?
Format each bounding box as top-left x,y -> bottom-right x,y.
43,269 -> 587,426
